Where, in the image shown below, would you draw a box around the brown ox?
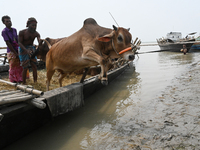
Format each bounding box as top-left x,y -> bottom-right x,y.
46,18 -> 135,91
37,37 -> 64,62
37,37 -> 107,76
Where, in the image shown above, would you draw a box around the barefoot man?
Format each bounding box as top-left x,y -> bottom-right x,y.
18,17 -> 40,84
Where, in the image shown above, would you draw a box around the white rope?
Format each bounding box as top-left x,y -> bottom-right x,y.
140,41 -> 199,47
112,40 -> 119,55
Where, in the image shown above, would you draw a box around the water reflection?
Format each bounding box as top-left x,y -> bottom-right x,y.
80,52 -> 200,149
80,67 -> 142,149
158,51 -> 194,66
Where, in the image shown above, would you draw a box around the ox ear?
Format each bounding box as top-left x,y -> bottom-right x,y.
97,30 -> 115,42
97,36 -> 112,42
113,25 -> 118,31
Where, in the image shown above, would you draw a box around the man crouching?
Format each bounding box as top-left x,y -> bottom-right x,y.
18,17 -> 40,84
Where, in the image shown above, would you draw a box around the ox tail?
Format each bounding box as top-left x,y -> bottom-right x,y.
41,39 -> 52,49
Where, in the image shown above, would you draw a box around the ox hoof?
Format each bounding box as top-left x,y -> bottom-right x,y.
94,76 -> 100,84
101,80 -> 108,86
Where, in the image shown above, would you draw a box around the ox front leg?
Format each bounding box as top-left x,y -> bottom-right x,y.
82,49 -> 108,86
100,59 -> 108,86
80,68 -> 89,83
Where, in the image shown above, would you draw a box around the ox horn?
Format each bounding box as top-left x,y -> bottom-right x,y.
41,39 -> 52,49
113,25 -> 118,31
127,28 -> 130,31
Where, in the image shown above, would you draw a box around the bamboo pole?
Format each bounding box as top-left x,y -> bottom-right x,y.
17,85 -> 44,96
1,92 -> 29,99
0,90 -> 46,108
0,94 -> 36,105
0,79 -> 44,96
133,37 -> 138,45
0,90 -> 21,96
0,90 -> 8,93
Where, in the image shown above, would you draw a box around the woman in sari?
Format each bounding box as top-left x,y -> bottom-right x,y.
1,15 -> 23,83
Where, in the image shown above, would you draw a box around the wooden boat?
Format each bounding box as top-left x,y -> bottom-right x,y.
0,61 -> 131,149
157,32 -> 196,52
191,36 -> 200,51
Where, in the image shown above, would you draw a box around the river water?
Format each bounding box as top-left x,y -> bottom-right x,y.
3,44 -> 200,150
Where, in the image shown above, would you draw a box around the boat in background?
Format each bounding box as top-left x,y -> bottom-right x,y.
157,32 -> 196,52
191,36 -> 200,51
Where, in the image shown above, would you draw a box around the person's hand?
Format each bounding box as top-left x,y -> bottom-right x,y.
28,49 -> 33,58
15,53 -> 19,58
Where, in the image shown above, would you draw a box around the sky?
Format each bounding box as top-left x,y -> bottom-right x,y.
1,0 -> 200,47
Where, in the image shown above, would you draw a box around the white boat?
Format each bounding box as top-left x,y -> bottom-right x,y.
157,32 -> 196,52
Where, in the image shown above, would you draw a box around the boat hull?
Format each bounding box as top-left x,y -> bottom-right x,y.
0,62 -> 131,149
158,42 -> 195,52
191,43 -> 200,50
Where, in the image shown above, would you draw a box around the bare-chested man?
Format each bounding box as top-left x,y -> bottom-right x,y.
18,17 -> 40,84
180,44 -> 187,55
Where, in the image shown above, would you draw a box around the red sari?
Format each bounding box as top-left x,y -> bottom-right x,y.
7,52 -> 23,83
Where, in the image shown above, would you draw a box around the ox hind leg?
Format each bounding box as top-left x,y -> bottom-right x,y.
46,69 -> 55,91
58,72 -> 67,87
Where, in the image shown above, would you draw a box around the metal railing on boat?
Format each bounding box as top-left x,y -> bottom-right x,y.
0,47 -> 7,65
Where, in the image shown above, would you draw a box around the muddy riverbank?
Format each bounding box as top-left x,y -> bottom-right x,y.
144,61 -> 200,149
80,54 -> 200,150
128,62 -> 200,149
90,60 -> 200,150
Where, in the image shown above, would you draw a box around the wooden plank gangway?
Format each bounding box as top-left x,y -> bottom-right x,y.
0,89 -> 45,107
0,79 -> 46,122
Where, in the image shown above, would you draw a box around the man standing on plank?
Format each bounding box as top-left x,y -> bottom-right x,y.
18,17 -> 41,84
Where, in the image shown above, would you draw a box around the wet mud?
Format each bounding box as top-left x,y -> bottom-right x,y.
81,61 -> 200,150
123,62 -> 200,149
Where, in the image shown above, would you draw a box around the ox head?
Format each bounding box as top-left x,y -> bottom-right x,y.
98,25 -> 135,61
36,38 -> 52,62
36,39 -> 48,62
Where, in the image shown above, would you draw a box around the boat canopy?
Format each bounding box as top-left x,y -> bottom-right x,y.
166,32 -> 182,41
